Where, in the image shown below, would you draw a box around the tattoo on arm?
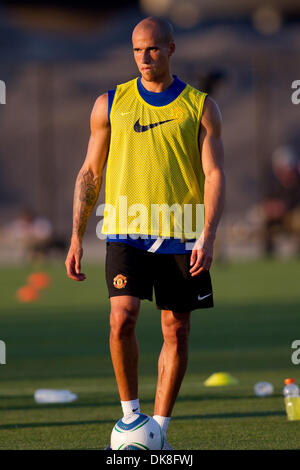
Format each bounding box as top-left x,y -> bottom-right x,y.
72,169 -> 101,239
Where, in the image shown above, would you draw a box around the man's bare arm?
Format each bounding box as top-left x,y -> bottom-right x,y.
65,93 -> 110,281
190,96 -> 225,276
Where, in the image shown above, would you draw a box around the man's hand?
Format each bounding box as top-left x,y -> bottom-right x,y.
189,237 -> 214,276
65,239 -> 86,281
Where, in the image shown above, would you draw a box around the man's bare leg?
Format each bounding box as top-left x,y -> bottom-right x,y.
109,295 -> 140,401
154,310 -> 191,416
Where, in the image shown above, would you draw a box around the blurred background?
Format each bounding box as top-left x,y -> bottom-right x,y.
1,0 -> 300,263
1,0 -> 300,451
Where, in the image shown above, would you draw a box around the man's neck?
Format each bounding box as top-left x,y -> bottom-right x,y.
140,74 -> 174,93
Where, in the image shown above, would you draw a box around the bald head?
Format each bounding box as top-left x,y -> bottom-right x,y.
132,17 -> 175,83
132,17 -> 174,45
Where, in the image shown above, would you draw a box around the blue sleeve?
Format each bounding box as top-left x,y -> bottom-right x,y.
108,88 -> 116,123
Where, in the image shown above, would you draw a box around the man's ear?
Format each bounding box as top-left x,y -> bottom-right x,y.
168,41 -> 176,57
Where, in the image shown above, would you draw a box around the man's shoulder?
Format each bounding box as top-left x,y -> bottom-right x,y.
91,92 -> 110,128
202,96 -> 221,124
200,96 -> 222,135
92,92 -> 109,115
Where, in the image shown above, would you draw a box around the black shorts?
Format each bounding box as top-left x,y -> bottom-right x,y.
105,242 -> 214,312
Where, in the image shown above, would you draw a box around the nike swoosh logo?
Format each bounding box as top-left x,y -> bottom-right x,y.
197,293 -> 212,301
132,407 -> 139,413
121,112 -> 133,116
134,118 -> 174,133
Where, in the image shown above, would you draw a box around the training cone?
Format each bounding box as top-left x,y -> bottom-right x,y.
16,285 -> 39,303
204,372 -> 239,387
27,272 -> 51,289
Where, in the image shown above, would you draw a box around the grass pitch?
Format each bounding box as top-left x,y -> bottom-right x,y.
0,257 -> 300,449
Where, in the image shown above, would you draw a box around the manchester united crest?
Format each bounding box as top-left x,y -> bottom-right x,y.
113,274 -> 127,289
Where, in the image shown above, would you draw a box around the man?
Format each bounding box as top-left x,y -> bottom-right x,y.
262,145 -> 300,256
65,17 -> 225,450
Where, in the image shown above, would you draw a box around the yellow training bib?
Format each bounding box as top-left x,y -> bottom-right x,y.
102,77 -> 207,238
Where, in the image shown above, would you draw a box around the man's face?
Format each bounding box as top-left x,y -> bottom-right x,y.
132,28 -> 174,81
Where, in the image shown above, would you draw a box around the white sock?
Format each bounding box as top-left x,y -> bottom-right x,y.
153,415 -> 171,434
121,399 -> 140,417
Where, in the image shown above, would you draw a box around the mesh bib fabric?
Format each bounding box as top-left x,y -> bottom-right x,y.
102,77 -> 207,238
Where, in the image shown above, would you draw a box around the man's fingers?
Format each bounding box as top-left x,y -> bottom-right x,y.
65,255 -> 86,281
190,254 -> 212,276
190,250 -> 197,266
67,268 -> 86,281
189,250 -> 205,273
75,256 -> 81,274
189,249 -> 212,274
66,259 -> 78,279
69,256 -> 77,275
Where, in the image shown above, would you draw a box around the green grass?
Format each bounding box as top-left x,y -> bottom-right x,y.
0,258 -> 300,449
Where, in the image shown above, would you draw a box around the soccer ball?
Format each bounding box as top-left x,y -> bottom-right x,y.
110,413 -> 163,450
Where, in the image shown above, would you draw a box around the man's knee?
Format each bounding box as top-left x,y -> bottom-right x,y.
110,298 -> 139,339
162,312 -> 190,350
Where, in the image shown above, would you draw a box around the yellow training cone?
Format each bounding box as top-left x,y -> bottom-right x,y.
204,372 -> 239,387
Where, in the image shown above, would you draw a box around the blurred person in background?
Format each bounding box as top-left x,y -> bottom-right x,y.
1,208 -> 66,262
263,145 -> 300,256
197,69 -> 226,97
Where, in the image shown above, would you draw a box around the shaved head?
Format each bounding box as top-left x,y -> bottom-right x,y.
132,16 -> 175,86
132,16 -> 174,45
